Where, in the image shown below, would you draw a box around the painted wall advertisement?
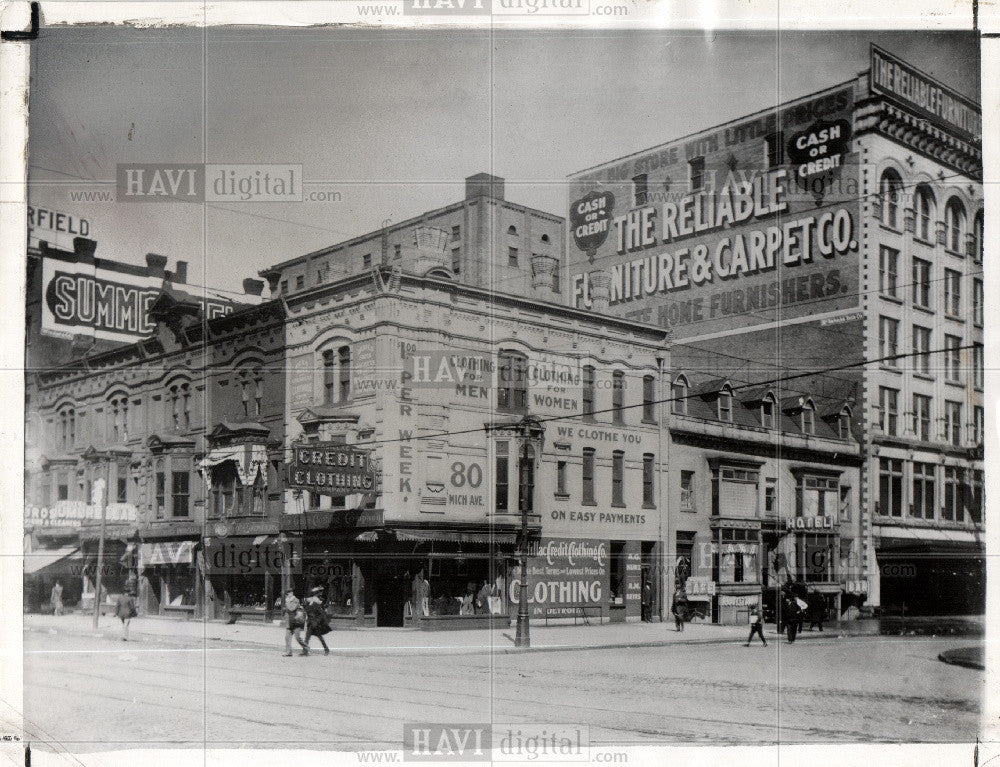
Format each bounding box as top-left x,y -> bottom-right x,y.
509,538 -> 610,618
568,84 -> 862,339
40,255 -> 243,343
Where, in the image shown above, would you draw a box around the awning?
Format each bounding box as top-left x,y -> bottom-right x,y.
199,444 -> 268,487
875,525 -> 983,546
24,546 -> 80,575
393,529 -> 517,545
139,540 -> 195,567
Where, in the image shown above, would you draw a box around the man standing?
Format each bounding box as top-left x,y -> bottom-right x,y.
50,581 -> 64,616
641,579 -> 652,622
283,589 -> 308,657
745,602 -> 767,646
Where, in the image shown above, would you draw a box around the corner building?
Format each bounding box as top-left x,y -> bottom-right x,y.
566,44 -> 983,616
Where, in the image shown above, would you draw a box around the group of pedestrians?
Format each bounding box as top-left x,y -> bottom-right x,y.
283,586 -> 333,656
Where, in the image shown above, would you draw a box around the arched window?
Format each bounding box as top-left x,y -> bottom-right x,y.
58,405 -> 76,450
914,185 -> 935,242
760,393 -> 776,429
507,225 -> 518,236
319,345 -> 351,405
338,346 -> 351,402
717,385 -> 733,422
944,198 -> 966,253
671,375 -> 688,415
838,407 -> 852,440
801,401 -> 816,435
880,169 -> 903,228
108,392 -> 129,443
498,350 -> 528,412
167,380 -> 191,430
237,366 -> 264,419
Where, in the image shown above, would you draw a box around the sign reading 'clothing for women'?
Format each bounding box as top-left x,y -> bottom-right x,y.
508,538 -> 610,618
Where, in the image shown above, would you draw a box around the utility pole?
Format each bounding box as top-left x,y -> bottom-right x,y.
91,476 -> 107,629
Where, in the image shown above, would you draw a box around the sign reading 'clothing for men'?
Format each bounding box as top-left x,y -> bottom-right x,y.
509,538 -> 610,618
286,442 -> 378,497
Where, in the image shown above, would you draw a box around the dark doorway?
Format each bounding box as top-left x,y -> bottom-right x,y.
375,573 -> 407,627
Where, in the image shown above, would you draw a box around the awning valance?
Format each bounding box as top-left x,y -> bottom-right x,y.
199,444 -> 268,487
393,529 -> 517,545
139,540 -> 195,567
24,546 -> 80,575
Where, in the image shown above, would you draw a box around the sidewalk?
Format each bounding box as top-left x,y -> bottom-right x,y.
22,611 -> 868,655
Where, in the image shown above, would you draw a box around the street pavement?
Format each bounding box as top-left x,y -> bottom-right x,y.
14,614 -> 984,752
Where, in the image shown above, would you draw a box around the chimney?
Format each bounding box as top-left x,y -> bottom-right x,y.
242,278 -> 264,296
172,260 -> 188,284
465,173 -> 505,201
145,253 -> 168,277
72,237 -> 97,258
588,270 -> 612,312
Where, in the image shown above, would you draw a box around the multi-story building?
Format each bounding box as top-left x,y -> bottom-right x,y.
274,235 -> 670,626
565,44 -> 983,615
259,172 -> 566,301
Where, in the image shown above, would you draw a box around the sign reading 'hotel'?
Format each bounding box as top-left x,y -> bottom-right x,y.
286,442 -> 377,497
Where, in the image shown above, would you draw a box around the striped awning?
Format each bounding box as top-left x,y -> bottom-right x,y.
393,529 -> 517,545
24,546 -> 80,575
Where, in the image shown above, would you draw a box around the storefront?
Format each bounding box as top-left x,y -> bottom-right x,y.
202,533 -> 291,621
138,538 -> 201,617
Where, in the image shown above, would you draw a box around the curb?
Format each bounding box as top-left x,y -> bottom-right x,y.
937,648 -> 985,670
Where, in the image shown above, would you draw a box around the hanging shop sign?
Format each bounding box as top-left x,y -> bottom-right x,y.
509,537 -> 610,618
784,515 -> 835,531
286,442 -> 378,497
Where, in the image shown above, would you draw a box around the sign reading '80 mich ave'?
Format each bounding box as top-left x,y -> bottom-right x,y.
286,442 -> 378,497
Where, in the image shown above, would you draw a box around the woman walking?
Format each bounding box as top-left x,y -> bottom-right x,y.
283,589 -> 308,657
303,586 -> 331,655
115,588 -> 137,641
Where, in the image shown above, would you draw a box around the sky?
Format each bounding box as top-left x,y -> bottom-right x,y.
28,28 -> 981,294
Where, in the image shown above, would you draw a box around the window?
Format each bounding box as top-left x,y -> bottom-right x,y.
944,335 -> 962,383
798,475 -> 838,517
497,351 -> 528,411
582,448 -> 596,504
642,375 -> 656,422
680,471 -> 695,511
338,346 -> 351,402
508,247 -> 518,267
117,476 -> 127,503
838,410 -> 852,440
393,244 -> 401,259
556,460 -> 567,497
541,233 -> 550,244
912,325 -> 931,375
974,405 -> 984,444
914,186 -> 935,241
764,478 -> 776,514
973,279 -> 984,325
974,211 -> 984,263
632,173 -> 648,206
717,386 -> 733,422
363,253 -> 372,269
451,224 -> 460,241
801,404 -> 815,435
879,246 -> 899,298
495,441 -> 509,511
878,458 -> 904,517
109,395 -> 128,442
155,471 -> 166,519
168,382 -> 190,430
451,248 -> 461,275
945,198 -> 966,252
911,462 -> 935,519
239,368 -> 263,419
279,280 -> 288,295
944,269 -> 961,316
970,470 -> 984,524
612,451 -> 624,506
56,473 -> 69,501
761,395 -> 775,429
59,407 -> 75,450
612,371 -> 625,424
322,350 -> 335,404
945,400 -> 962,446
912,258 -> 931,308
912,394 -> 932,441
879,387 -> 898,436
642,453 -> 655,507
295,274 -> 305,291
671,376 -> 688,415
942,466 -> 964,522
507,225 -> 518,236
171,470 -> 190,517
582,365 -> 595,420
839,485 -> 852,522
880,169 -> 902,228
317,263 -> 328,283
764,132 -> 783,168
973,343 -> 984,389
551,261 -> 560,292
879,316 -> 899,365
688,157 -> 705,192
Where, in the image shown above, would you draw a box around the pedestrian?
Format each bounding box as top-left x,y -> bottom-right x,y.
641,580 -> 652,622
745,603 -> 767,646
302,586 -> 331,655
282,589 -> 308,657
50,580 -> 64,616
784,597 -> 799,643
671,592 -> 687,632
808,593 -> 825,631
115,588 -> 137,641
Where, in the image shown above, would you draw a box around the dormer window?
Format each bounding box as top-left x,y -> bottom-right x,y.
718,386 -> 733,422
801,403 -> 815,435
838,409 -> 851,440
760,394 -> 775,429
671,375 -> 688,415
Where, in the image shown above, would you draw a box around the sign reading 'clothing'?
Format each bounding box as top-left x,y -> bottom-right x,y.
509,538 -> 610,618
286,443 -> 378,497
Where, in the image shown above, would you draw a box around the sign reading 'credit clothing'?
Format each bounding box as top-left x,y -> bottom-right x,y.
286,443 -> 377,497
